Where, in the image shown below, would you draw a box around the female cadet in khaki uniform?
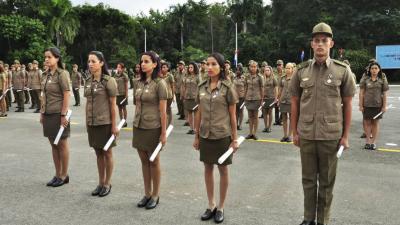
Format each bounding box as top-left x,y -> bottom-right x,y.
132,51 -> 168,210
0,64 -> 7,117
160,62 -> 175,125
244,60 -> 264,140
71,64 -> 81,106
182,62 -> 199,134
278,63 -> 294,142
262,66 -> 278,133
233,65 -> 245,130
193,53 -> 239,224
84,51 -> 118,197
359,62 -> 389,150
40,47 -> 71,187
115,63 -> 129,127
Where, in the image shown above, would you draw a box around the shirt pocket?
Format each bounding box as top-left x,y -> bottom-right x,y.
84,84 -> 91,97
323,79 -> 341,97
300,80 -> 314,100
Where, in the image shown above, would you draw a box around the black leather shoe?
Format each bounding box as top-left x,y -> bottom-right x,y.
99,185 -> 112,197
317,223 -> 325,225
364,143 -> 371,150
137,196 -> 151,207
91,185 -> 103,196
262,128 -> 268,132
370,143 -> 377,150
46,176 -> 57,186
214,209 -> 224,223
178,116 -> 185,120
280,137 -> 287,142
183,122 -> 189,126
299,220 -> 316,225
237,125 -> 242,130
34,109 -> 40,113
186,129 -> 195,135
201,207 -> 216,221
252,135 -> 258,140
266,128 -> 272,133
245,134 -> 253,139
145,197 -> 159,209
52,175 -> 69,187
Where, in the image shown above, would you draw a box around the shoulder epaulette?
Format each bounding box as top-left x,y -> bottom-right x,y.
296,61 -> 311,70
198,79 -> 208,87
332,59 -> 347,67
103,74 -> 110,81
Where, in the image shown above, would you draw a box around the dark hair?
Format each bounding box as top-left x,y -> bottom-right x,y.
117,62 -> 125,69
367,62 -> 383,79
207,52 -> 226,80
139,51 -> 160,81
188,61 -> 199,75
45,47 -> 63,68
88,51 -> 110,76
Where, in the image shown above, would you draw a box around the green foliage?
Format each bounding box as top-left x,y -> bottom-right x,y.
0,14 -> 49,63
343,49 -> 373,80
182,46 -> 208,62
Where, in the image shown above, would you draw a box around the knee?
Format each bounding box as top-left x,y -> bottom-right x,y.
218,166 -> 228,176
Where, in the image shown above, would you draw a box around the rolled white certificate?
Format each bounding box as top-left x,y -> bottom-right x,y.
239,102 -> 245,109
120,98 -> 127,104
16,89 -> 23,92
258,102 -> 265,111
373,104 -> 392,119
53,110 -> 72,145
269,101 -> 276,107
192,104 -> 198,110
336,145 -> 345,158
0,89 -> 9,100
149,125 -> 174,162
218,136 -> 245,164
103,119 -> 126,151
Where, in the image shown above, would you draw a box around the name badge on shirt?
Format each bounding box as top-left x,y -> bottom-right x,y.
200,92 -> 205,96
302,77 -> 309,81
327,74 -> 333,83
213,91 -> 219,98
145,89 -> 149,93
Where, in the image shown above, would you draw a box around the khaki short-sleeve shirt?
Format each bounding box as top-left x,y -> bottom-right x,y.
0,72 -> 6,90
29,69 -> 42,90
13,70 -> 25,90
161,73 -> 175,100
114,72 -> 129,96
183,74 -> 199,100
71,71 -> 82,89
196,79 -> 239,139
233,76 -> 246,98
290,58 -> 356,140
40,69 -> 71,114
245,74 -> 264,100
264,76 -> 277,99
359,75 -> 389,107
279,75 -> 292,104
84,75 -> 117,126
133,78 -> 168,129
174,71 -> 185,94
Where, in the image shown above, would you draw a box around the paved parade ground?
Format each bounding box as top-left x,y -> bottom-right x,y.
1,86 -> 400,225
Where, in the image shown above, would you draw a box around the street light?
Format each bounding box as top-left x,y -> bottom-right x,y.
228,15 -> 238,68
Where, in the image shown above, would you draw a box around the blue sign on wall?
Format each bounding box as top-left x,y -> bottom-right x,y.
376,45 -> 400,69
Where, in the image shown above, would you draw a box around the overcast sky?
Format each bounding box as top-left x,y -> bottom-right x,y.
71,0 -> 271,16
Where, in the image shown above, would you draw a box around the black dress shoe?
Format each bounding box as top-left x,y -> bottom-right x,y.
46,176 -> 58,186
99,185 -> 112,197
252,135 -> 258,140
214,209 -> 224,223
299,220 -> 316,225
137,196 -> 151,207
364,143 -> 371,150
317,223 -> 324,225
178,116 -> 185,120
237,125 -> 242,130
245,134 -> 253,139
262,128 -> 268,132
183,122 -> 189,126
52,175 -> 69,187
34,109 -> 40,113
91,185 -> 103,196
186,129 -> 195,135
360,133 -> 366,138
201,207 -> 216,221
266,128 -> 272,133
370,143 -> 377,150
145,197 -> 159,209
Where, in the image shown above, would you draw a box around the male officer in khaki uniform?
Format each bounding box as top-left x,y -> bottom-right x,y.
290,22 -> 356,225
224,60 -> 235,81
12,60 -> 25,112
29,60 -> 42,112
71,64 -> 82,106
199,60 -> 208,82
174,61 -> 186,120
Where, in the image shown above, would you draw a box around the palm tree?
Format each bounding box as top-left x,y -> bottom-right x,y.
38,0 -> 79,47
227,0 -> 264,33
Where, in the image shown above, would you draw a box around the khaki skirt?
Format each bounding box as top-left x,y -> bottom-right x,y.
363,107 -> 382,120
42,113 -> 70,139
184,99 -> 197,111
245,100 -> 261,111
87,124 -> 116,149
200,136 -> 232,165
280,103 -> 291,113
132,126 -> 161,152
117,95 -> 128,107
262,98 -> 275,110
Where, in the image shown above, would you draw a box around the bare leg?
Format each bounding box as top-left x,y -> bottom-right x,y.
104,148 -> 114,186
263,108 -> 268,129
267,108 -> 273,128
137,150 -> 152,197
282,113 -> 288,137
58,139 -> 69,178
248,109 -> 253,135
49,139 -> 61,177
217,165 -> 229,210
365,119 -> 372,144
371,120 -> 379,144
95,149 -> 106,185
150,154 -> 161,198
188,111 -> 194,130
253,111 -> 259,135
204,163 -> 216,209
123,106 -> 128,120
